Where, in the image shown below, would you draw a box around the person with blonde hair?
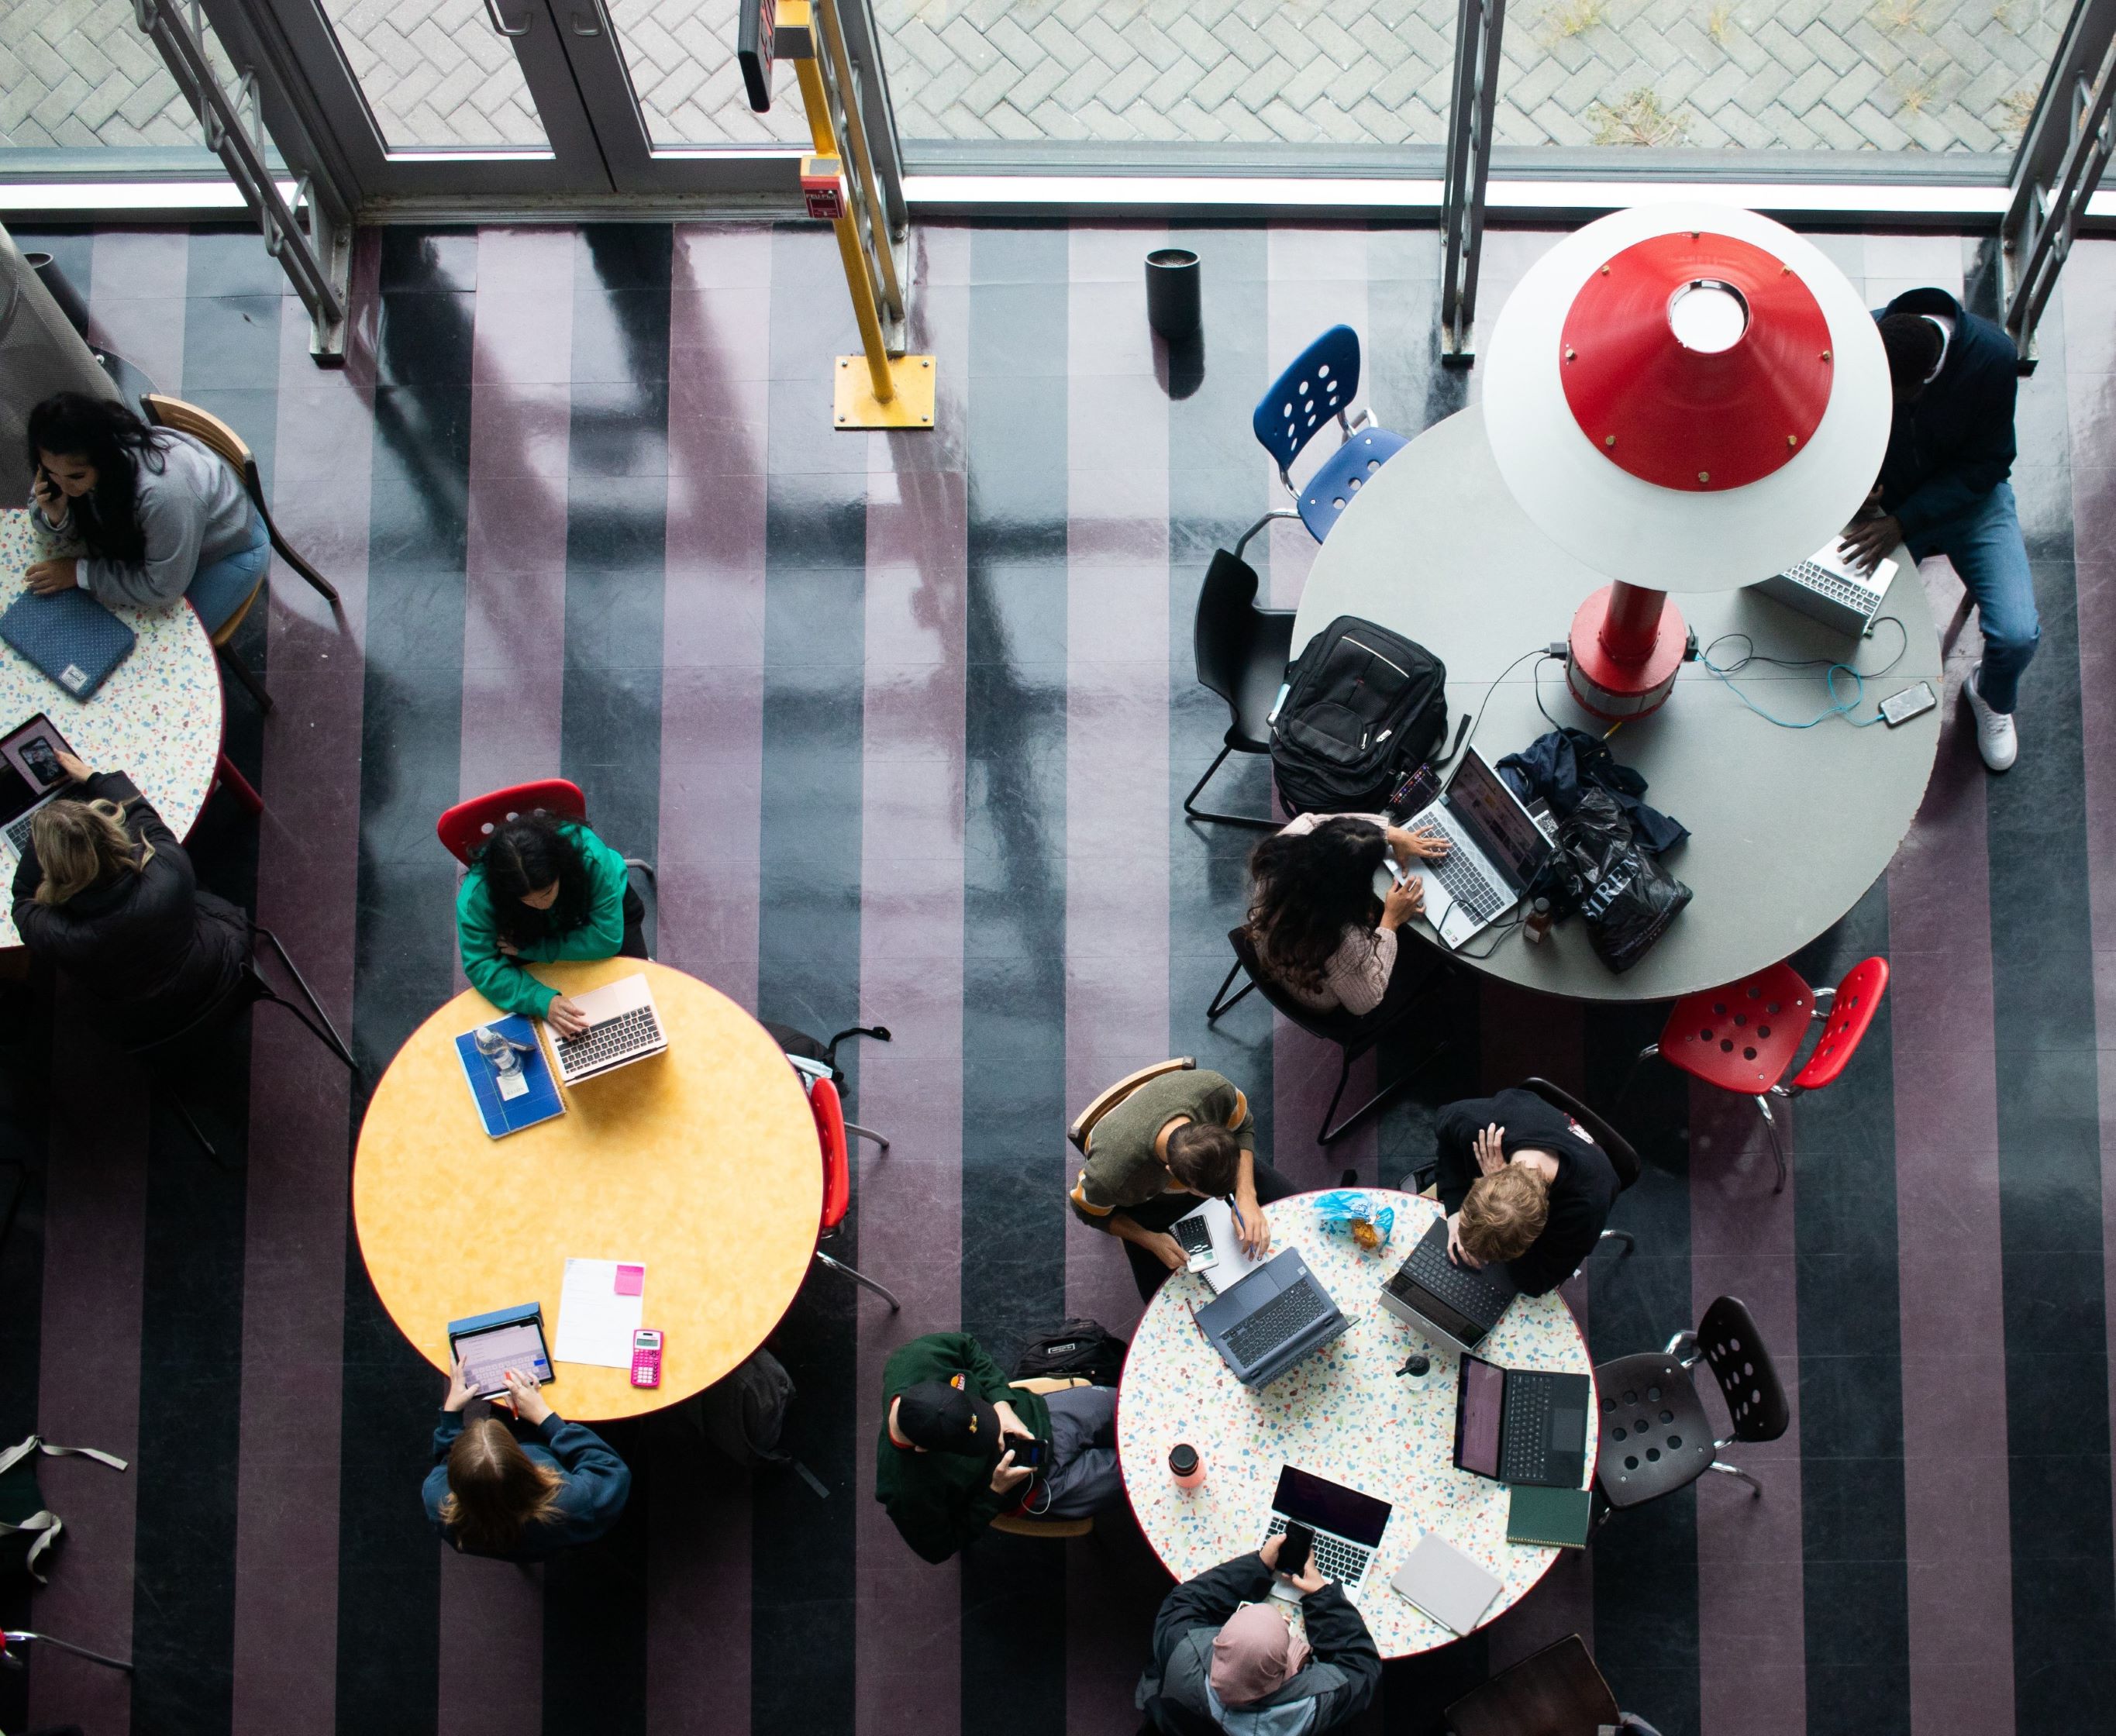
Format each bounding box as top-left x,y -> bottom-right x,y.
1433,1087 -> 1621,1297
10,749 -> 247,1038
423,1359 -> 630,1562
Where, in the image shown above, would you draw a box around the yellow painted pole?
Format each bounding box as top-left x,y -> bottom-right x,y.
788,19 -> 894,404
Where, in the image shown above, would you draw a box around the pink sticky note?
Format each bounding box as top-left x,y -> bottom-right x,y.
614,1264 -> 645,1297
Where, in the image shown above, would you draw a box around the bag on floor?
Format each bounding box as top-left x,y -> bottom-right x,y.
695,1350 -> 828,1498
1561,789 -> 1691,974
1270,614 -> 1448,816
0,1435 -> 129,1586
1012,1319 -> 1129,1388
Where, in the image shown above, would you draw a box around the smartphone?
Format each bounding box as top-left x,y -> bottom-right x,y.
1007,1435 -> 1044,1469
1277,1522 -> 1315,1579
1880,680 -> 1938,728
629,1328 -> 663,1390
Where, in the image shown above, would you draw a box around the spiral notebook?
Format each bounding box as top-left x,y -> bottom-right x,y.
455,1016 -> 566,1137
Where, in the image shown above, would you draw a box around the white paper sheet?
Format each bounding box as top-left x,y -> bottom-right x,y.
553,1256 -> 645,1369
1181,1196 -> 1268,1294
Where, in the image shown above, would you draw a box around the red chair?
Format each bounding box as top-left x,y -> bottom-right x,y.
436,777 -> 657,884
1638,956 -> 1890,1193
805,1075 -> 901,1311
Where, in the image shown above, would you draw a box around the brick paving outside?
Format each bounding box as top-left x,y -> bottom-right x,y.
0,0 -> 2065,156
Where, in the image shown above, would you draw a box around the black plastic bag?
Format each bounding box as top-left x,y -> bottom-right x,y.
1560,789 -> 1691,973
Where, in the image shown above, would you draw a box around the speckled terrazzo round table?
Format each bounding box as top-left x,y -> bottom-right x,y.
353,958 -> 821,1421
0,508 -> 222,948
1117,1189 -> 1596,1658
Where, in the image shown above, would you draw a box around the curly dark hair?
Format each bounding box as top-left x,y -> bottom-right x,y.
474,814 -> 594,949
1876,310 -> 1944,397
26,393 -> 171,564
1245,817 -> 1388,996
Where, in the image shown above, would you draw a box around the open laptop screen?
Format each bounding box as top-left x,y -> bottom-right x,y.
1274,1464 -> 1391,1548
1456,1356 -> 1506,1479
1445,749 -> 1549,887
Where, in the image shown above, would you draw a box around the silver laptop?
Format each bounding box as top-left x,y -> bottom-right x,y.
1261,1464 -> 1393,1596
1378,1216 -> 1518,1355
1378,747 -> 1550,949
1755,539 -> 1898,636
544,972 -> 667,1086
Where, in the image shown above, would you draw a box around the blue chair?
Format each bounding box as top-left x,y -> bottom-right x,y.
1239,325 -> 1408,551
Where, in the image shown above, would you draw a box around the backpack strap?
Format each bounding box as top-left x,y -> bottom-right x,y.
0,1510 -> 64,1583
0,1436 -> 130,1478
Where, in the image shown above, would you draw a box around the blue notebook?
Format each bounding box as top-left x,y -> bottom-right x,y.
0,587 -> 136,701
455,1016 -> 566,1138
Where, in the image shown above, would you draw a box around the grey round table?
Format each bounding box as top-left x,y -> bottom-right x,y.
1292,406 -> 1941,1003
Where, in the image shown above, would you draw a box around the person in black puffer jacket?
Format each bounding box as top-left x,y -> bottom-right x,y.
11,751 -> 246,1041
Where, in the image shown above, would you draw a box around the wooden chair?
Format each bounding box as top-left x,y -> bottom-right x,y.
1067,1057 -> 1196,1154
987,1376 -> 1094,1539
141,393 -> 340,716
1446,1634 -> 1663,1736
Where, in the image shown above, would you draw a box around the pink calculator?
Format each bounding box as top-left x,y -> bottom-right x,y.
630,1328 -> 663,1389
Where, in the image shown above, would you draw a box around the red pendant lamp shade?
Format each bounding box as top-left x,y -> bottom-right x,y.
1559,231 -> 1835,494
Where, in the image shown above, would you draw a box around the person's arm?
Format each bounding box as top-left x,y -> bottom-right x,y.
514,828 -> 629,963
1324,925 -> 1394,1018
1508,1186 -> 1597,1297
1890,357 -> 2018,538
953,1332 -> 1015,1406
457,873 -> 559,1020
79,475 -> 208,608
1430,1106 -> 1480,1214
12,839 -> 41,907
1152,1552 -> 1275,1657
885,1484 -> 977,1565
536,1414 -> 633,1528
431,1409 -> 466,1466
1295,1583 -> 1384,1729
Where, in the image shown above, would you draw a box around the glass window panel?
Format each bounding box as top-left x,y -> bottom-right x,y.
2,0 -> 241,150
605,0 -> 812,145
1494,0 -> 2061,155
315,0 -> 550,149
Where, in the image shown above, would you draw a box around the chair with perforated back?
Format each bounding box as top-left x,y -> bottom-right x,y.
141,393 -> 339,717
1184,549 -> 1296,828
1634,956 -> 1889,1193
435,777 -> 657,889
1521,1075 -> 1639,1264
1236,325 -> 1408,553
1593,1293 -> 1787,1513
804,1073 -> 900,1311
987,1376 -> 1095,1538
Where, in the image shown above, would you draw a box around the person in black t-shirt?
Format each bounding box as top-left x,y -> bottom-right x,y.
1432,1088 -> 1621,1296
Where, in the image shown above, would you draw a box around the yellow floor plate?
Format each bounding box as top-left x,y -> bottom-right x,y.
834,353 -> 938,429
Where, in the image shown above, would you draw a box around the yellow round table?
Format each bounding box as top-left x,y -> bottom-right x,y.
353,957 -> 819,1420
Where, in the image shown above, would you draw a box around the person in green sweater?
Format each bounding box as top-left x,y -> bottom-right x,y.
455,814 -> 646,1036
875,1332 -> 1122,1562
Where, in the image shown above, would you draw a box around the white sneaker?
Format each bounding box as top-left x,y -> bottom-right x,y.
1964,663 -> 2018,771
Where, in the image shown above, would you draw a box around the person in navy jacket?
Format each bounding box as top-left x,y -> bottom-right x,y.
1841,288 -> 2036,772
422,1361 -> 631,1562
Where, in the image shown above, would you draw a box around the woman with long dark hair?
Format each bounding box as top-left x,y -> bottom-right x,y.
456,811 -> 645,1035
23,393 -> 267,615
1244,813 -> 1449,1017
423,1360 -> 630,1562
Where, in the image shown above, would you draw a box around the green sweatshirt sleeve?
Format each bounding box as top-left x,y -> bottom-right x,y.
514,825 -> 629,963
959,1333 -> 1016,1404
457,870 -> 559,1019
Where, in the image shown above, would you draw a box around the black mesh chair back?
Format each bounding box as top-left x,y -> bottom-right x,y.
1697,1294 -> 1789,1443
1519,1076 -> 1641,1191
1193,550 -> 1295,753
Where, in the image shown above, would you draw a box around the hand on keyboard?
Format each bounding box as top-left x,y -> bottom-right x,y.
1387,824 -> 1451,862
1380,875 -> 1425,929
545,995 -> 590,1038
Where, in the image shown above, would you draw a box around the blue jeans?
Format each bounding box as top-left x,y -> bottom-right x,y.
1906,481 -> 2038,714
186,509 -> 271,636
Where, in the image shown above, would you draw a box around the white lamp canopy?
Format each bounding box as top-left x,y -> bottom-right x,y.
1481,202 -> 1892,594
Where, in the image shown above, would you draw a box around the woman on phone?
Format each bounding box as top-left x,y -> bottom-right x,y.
425,1361 -> 631,1562
11,750 -> 247,1039
1242,813 -> 1449,1018
455,811 -> 645,1037
23,393 -> 267,615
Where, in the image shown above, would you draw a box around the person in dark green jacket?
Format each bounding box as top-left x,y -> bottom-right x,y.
455,813 -> 645,1036
875,1331 -> 1121,1562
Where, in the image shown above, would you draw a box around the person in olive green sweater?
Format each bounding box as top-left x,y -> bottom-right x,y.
876,1332 -> 1121,1563
455,814 -> 645,1036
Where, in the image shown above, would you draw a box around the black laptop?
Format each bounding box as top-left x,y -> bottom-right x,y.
1196,1249 -> 1349,1387
1378,1216 -> 1518,1354
1453,1352 -> 1591,1490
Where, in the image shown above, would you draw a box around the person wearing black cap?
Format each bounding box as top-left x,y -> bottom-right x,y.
876,1331 -> 1121,1562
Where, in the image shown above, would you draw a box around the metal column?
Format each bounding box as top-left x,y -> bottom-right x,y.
1439,0 -> 1507,367
1998,0 -> 2116,370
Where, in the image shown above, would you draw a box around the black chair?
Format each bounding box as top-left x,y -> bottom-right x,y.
1207,925 -> 1446,1145
1184,546 -> 1295,828
1445,1633 -> 1663,1736
124,923 -> 357,1166
763,1018 -> 892,1148
1594,1293 -> 1788,1510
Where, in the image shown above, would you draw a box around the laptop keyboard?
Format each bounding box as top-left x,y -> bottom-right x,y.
3,811 -> 34,856
1500,1377 -> 1553,1483
554,1005 -> 663,1074
1421,818 -> 1508,922
1782,559 -> 1883,613
1222,1278 -> 1328,1366
1409,1234 -> 1513,1320
1265,1514 -> 1372,1584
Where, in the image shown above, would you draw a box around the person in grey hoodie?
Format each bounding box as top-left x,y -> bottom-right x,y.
24,392 -> 266,624
1136,1534 -> 1381,1735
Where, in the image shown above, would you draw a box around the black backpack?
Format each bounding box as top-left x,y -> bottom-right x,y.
1270,615 -> 1447,815
1012,1319 -> 1128,1387
695,1350 -> 829,1498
